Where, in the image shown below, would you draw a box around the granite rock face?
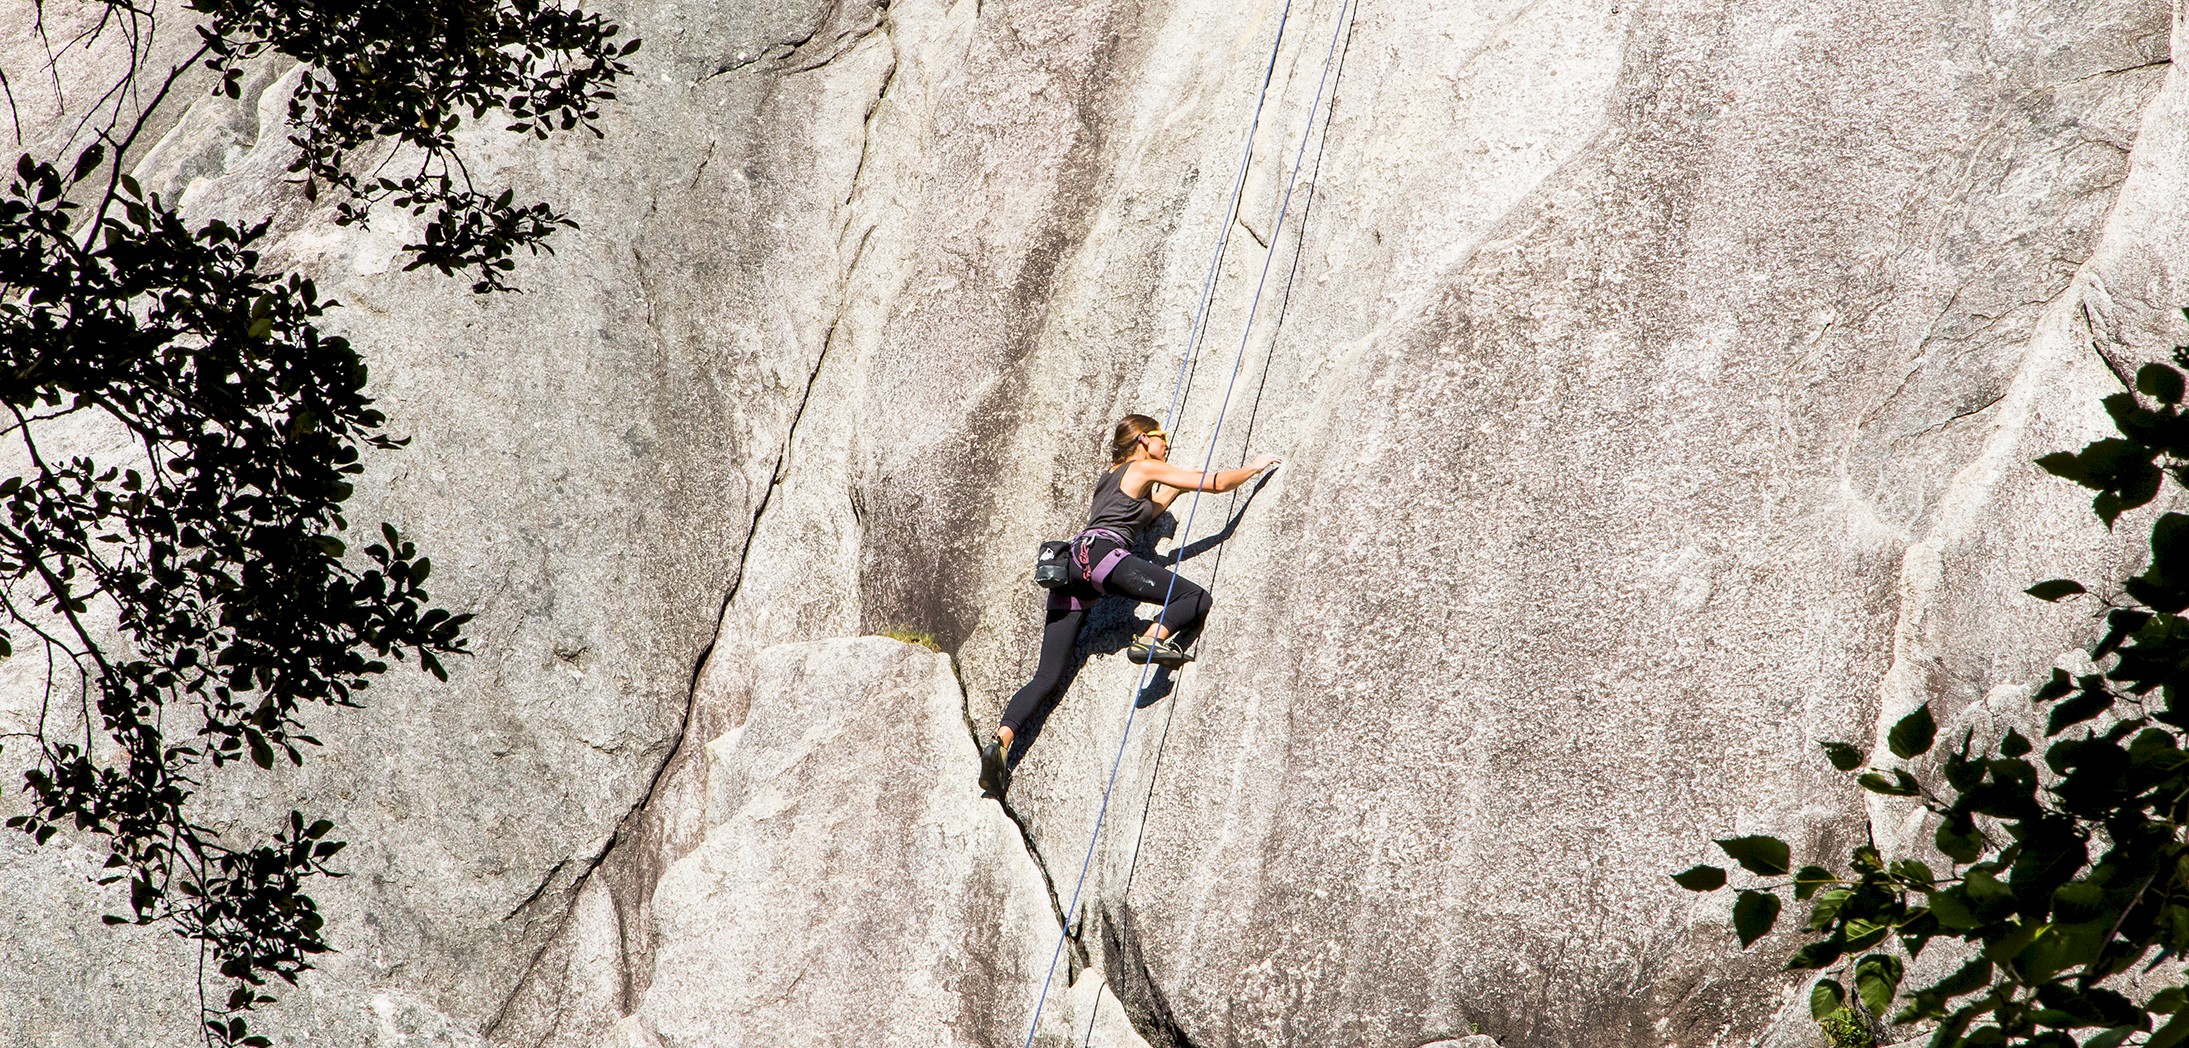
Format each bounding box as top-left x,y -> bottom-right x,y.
626,637 -> 1144,1048
4,0 -> 2189,1046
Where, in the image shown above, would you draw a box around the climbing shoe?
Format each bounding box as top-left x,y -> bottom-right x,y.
978,735 -> 1011,798
1127,637 -> 1195,668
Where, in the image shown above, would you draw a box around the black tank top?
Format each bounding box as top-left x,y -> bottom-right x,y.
1084,464 -> 1159,547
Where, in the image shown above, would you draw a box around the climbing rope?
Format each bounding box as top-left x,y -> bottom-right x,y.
1160,0 -> 1299,434
1020,0 -> 1358,1043
1110,0 -> 1357,932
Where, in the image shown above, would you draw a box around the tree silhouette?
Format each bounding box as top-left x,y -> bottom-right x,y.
0,2 -> 635,1044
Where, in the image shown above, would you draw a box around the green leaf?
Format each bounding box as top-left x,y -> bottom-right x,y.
2150,1009 -> 2189,1048
1889,858 -> 1935,888
1810,978 -> 1846,1020
1672,864 -> 1726,891
2087,1028 -> 2138,1048
1820,741 -> 1865,771
1963,868 -> 2015,918
1857,770 -> 1920,797
2051,880 -> 2107,923
1793,865 -> 1836,900
1716,835 -> 1792,876
1843,917 -> 1891,950
1786,936 -> 1844,970
1734,889 -> 1781,947
2025,579 -> 2086,602
1808,888 -> 1853,931
1855,952 -> 1904,1014
1982,920 -> 2047,963
1890,704 -> 1937,759
1935,818 -> 1984,864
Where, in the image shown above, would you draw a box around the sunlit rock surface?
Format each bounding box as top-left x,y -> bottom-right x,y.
621,638 -> 1142,1048
3,0 -> 2188,1046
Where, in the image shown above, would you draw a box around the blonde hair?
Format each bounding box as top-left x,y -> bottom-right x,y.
1108,414 -> 1162,465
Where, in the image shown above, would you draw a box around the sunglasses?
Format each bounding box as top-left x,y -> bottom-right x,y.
1142,430 -> 1170,443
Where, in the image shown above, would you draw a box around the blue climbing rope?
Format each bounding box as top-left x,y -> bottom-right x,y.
1158,0 -> 1296,435
1021,0 -> 1358,1043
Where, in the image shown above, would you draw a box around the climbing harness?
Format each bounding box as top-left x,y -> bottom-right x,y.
1030,527 -> 1133,592
1018,0 -> 1359,1043
1070,528 -> 1134,590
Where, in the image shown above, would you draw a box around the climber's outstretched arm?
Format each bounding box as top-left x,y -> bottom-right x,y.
1130,454 -> 1281,503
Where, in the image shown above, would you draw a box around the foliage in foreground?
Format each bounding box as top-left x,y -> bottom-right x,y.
1,1 -> 633,1044
1678,318 -> 2189,1048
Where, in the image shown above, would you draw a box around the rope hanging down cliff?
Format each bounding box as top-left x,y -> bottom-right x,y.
1091,19 -> 1357,1048
1020,0 -> 1359,1042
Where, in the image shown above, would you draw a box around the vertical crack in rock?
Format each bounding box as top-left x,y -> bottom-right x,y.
484,23 -> 903,1040
483,302 -> 844,1044
1098,903 -> 1202,1048
484,287 -> 849,1041
955,684 -> 1080,969
1852,36 -> 2180,822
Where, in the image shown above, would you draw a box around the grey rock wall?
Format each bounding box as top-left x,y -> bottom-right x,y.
4,0 -> 2188,1046
626,637 -> 1146,1047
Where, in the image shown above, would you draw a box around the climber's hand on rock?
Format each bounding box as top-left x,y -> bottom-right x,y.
1249,454 -> 1282,473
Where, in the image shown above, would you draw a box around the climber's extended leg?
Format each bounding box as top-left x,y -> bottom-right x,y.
985,606 -> 1084,796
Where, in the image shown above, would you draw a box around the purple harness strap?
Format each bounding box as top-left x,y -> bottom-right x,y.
1087,544 -> 1130,586
1048,528 -> 1132,612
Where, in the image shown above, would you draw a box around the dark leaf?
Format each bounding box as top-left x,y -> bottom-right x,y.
1786,936 -> 1844,970
2139,363 -> 2186,405
1821,741 -> 1865,771
71,143 -> 105,183
1890,704 -> 1937,759
2149,1010 -> 2189,1048
1857,770 -> 1921,797
2025,579 -> 2087,602
2048,686 -> 2115,737
1716,835 -> 1792,877
1935,818 -> 1985,864
1673,864 -> 1726,891
1734,890 -> 1781,947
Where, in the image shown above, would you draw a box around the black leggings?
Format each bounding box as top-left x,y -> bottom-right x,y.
999,549 -> 1210,734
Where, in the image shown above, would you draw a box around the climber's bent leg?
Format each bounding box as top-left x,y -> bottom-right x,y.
1101,554 -> 1209,642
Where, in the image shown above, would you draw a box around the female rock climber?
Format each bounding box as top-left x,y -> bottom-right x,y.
978,414 -> 1279,796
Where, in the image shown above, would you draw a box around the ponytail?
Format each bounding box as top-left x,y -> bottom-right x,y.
1109,414 -> 1161,464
